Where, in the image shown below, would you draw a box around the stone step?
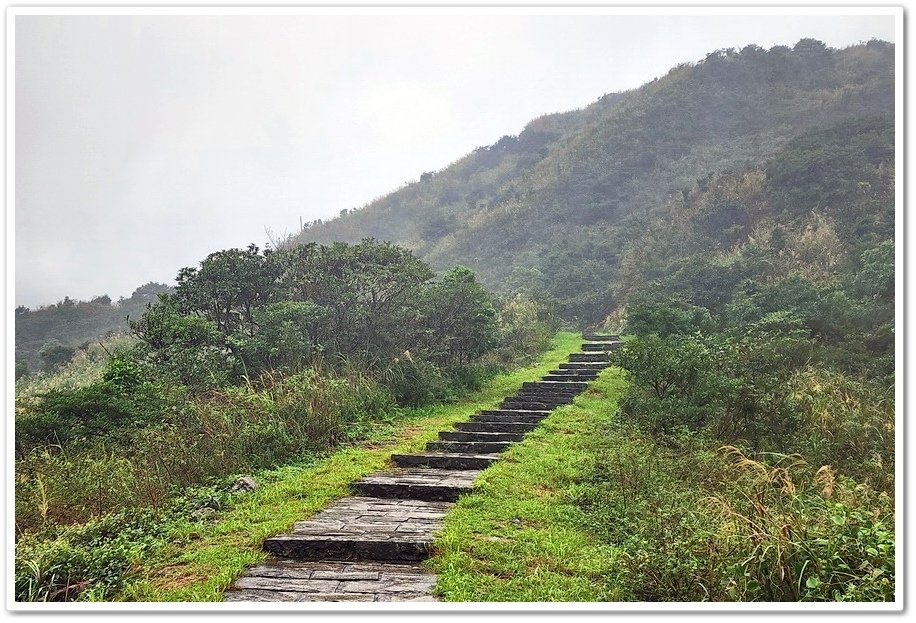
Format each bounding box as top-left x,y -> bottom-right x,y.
427,440 -> 514,454
470,413 -> 546,424
263,497 -> 452,561
499,400 -> 551,411
352,468 -> 481,502
581,342 -> 621,352
583,333 -> 620,341
546,368 -> 600,376
522,380 -> 587,391
558,362 -> 610,371
510,396 -> 574,408
479,409 -> 551,417
499,400 -> 560,411
438,430 -> 525,443
455,421 -> 538,434
519,390 -> 582,398
568,353 -> 612,363
391,452 -> 499,470
224,560 -> 437,602
543,374 -> 598,382
508,393 -> 573,404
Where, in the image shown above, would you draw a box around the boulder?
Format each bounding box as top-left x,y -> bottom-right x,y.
231,476 -> 257,492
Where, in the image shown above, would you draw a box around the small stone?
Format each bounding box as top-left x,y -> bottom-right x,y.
192,507 -> 217,521
231,476 -> 257,492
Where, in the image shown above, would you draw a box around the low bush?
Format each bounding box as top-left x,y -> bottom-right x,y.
578,425 -> 895,602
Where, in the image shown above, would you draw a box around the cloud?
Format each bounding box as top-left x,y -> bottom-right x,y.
14,13 -> 895,307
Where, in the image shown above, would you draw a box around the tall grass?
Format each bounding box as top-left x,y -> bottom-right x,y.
15,366 -> 394,533
578,424 -> 894,602
15,333 -> 138,400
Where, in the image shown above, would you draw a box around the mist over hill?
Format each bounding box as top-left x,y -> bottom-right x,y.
292,39 -> 894,323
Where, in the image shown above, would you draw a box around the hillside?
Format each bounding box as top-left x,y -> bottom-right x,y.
13,37 -> 896,605
292,39 -> 894,323
14,282 -> 172,375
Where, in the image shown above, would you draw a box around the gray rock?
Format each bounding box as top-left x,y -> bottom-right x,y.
231,476 -> 257,492
192,507 -> 217,521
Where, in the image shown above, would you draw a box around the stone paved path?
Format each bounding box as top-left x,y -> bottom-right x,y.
222,335 -> 618,602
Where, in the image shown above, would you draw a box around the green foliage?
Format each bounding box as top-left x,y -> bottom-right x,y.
129,296 -> 236,388
489,294 -> 559,365
16,283 -> 172,372
175,244 -> 281,336
232,301 -> 327,374
625,293 -> 715,337
14,366 -> 395,533
15,509 -> 167,601
16,360 -> 30,380
38,339 -> 76,372
578,426 -> 895,602
765,116 -> 893,224
290,41 -> 892,322
851,240 -> 894,302
16,373 -> 167,454
422,266 -> 498,366
382,355 -> 448,407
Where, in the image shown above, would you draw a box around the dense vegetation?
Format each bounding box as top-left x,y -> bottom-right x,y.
14,37 -> 895,603
15,282 -> 172,377
573,112 -> 895,600
293,39 -> 893,324
14,240 -> 558,601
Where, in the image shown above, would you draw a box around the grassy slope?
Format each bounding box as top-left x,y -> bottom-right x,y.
428,367 -> 628,601
120,332 -> 581,602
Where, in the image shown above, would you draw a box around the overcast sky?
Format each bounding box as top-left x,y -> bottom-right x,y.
13,11 -> 896,308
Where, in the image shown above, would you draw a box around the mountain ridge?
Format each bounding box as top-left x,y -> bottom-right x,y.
292,38 -> 894,322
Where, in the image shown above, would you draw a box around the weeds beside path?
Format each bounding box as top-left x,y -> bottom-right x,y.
120,332 -> 582,601
427,368 -> 628,601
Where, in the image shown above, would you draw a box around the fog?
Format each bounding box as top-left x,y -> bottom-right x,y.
14,12 -> 895,307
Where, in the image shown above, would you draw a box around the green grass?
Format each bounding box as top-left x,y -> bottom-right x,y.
427,367 -> 629,601
119,331 -> 582,602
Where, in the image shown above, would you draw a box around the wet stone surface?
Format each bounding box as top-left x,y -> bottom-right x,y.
225,341 -> 609,602
223,560 -> 437,602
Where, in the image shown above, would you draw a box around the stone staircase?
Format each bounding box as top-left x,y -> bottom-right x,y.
222,334 -> 619,602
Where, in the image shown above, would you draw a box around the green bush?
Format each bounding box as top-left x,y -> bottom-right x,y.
611,330 -> 811,448
578,425 -> 895,602
624,293 -> 715,337
15,508 -> 165,601
382,356 -> 449,406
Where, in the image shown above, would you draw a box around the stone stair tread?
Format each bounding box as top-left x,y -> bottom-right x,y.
437,431 -> 523,442
356,468 -> 481,487
391,451 -> 500,470
224,560 -> 437,602
394,451 -> 500,460
270,496 -> 452,541
226,344 -> 613,600
479,409 -> 551,416
426,441 -> 514,452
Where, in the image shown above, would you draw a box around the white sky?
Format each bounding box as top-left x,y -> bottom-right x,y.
13,11 -> 896,308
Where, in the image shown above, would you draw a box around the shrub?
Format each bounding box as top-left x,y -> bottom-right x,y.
15,508 -> 165,602
707,447 -> 895,602
382,355 -> 449,406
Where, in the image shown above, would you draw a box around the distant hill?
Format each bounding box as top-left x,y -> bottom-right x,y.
292,39 -> 894,323
15,282 -> 172,374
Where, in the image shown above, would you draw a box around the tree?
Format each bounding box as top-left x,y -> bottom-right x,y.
278,239 -> 434,359
174,244 -> 280,337
129,282 -> 172,304
15,361 -> 29,380
130,295 -> 236,388
38,339 -> 75,372
422,266 -> 497,366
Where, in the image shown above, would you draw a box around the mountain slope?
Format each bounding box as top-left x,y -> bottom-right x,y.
292,39 -> 894,322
